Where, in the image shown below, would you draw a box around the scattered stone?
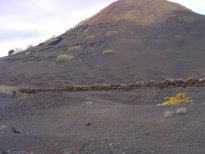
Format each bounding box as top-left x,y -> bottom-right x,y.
0,124 -> 5,134
146,133 -> 150,136
85,123 -> 91,127
2,149 -> 33,154
12,91 -> 17,98
19,78 -> 205,94
12,128 -> 21,134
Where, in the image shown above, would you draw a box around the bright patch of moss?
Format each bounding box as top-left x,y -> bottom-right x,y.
67,45 -> 81,52
102,50 -> 115,55
161,93 -> 193,105
56,54 -> 74,63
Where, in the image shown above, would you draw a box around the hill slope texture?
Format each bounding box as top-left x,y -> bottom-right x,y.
0,0 -> 205,88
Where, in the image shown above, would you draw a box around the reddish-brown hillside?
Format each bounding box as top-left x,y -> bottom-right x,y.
83,0 -> 200,25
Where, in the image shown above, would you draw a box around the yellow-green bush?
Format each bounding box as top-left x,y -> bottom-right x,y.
0,85 -> 27,98
25,51 -> 32,56
161,93 -> 193,105
44,36 -> 56,45
67,45 -> 81,52
85,35 -> 95,39
0,85 -> 18,95
105,31 -> 119,37
102,50 -> 115,55
56,54 -> 74,63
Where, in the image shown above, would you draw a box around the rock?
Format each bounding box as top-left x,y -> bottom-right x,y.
12,128 -> 21,134
85,123 -> 91,126
0,124 -> 5,134
12,91 -> 17,98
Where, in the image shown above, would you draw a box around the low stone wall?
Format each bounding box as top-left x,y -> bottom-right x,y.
19,78 -> 205,94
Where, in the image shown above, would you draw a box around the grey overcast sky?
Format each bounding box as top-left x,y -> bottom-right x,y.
0,0 -> 205,57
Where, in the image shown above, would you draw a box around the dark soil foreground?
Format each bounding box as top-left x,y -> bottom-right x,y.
1,88 -> 205,154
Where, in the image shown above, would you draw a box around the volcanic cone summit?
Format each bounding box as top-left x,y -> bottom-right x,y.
84,0 -> 200,25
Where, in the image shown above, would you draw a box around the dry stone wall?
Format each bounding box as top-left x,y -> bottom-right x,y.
19,78 -> 205,94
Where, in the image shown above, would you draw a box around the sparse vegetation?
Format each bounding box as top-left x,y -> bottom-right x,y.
44,37 -> 54,45
44,35 -> 60,45
161,93 -> 193,105
163,110 -> 174,118
14,48 -> 23,53
102,49 -> 115,55
67,45 -> 81,52
27,44 -> 34,50
55,54 -> 74,63
176,107 -> 188,115
0,124 -> 5,134
85,35 -> 95,39
105,30 -> 119,37
0,85 -> 27,98
0,85 -> 18,95
163,107 -> 188,119
83,29 -> 90,34
25,51 -> 32,56
8,48 -> 23,56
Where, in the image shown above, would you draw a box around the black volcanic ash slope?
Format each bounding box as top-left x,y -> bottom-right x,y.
0,0 -> 205,88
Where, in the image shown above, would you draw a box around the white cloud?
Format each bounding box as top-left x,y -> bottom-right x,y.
0,0 -> 113,57
169,0 -> 205,14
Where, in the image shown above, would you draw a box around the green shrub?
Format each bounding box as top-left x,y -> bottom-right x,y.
0,85 -> 17,95
67,45 -> 81,52
56,54 -> 74,63
25,51 -> 32,56
44,35 -> 59,45
0,85 -> 27,98
85,35 -> 95,39
105,31 -> 119,37
83,29 -> 90,34
44,37 -> 54,45
102,49 -> 115,55
27,44 -> 34,49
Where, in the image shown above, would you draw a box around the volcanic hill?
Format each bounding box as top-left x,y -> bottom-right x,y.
2,0 -> 205,154
0,0 -> 205,89
83,0 -> 200,25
